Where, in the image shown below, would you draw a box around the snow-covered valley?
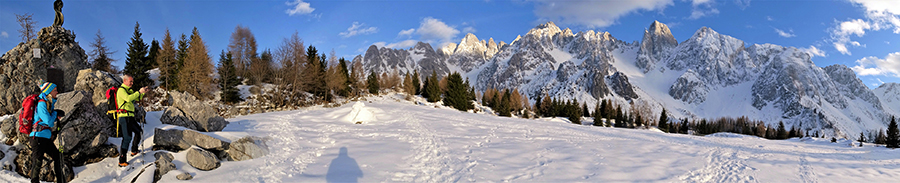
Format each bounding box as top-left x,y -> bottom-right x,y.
2,94 -> 896,182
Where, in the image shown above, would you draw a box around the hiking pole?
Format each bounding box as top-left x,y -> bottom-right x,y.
57,124 -> 67,183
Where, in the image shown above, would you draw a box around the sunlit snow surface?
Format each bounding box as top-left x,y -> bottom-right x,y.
0,95 -> 897,182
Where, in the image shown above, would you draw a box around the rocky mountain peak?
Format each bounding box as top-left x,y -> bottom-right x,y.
527,21 -> 563,38
646,21 -> 677,46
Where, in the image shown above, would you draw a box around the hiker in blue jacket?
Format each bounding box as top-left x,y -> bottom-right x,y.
30,82 -> 65,183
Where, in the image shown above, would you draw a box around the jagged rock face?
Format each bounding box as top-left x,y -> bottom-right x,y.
607,72 -> 638,101
161,91 -> 228,132
875,83 -> 900,117
637,21 -> 677,73
73,69 -> 122,110
669,70 -> 707,104
0,26 -> 89,115
825,64 -> 881,108
667,27 -> 757,87
12,91 -> 117,181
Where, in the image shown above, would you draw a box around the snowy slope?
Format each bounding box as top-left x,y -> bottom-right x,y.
2,95 -> 897,182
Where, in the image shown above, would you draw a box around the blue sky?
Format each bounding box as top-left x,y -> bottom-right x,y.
1,0 -> 898,88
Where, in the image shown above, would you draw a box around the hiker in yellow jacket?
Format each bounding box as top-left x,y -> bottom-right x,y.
116,74 -> 148,167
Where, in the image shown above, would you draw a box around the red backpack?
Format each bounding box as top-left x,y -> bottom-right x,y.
18,94 -> 47,134
106,87 -> 127,137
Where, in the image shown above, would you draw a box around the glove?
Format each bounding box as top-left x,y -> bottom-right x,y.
54,109 -> 65,118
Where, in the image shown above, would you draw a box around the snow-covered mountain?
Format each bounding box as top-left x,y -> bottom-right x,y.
355,21 -> 897,139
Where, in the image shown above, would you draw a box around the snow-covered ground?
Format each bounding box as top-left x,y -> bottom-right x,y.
1,94 -> 899,182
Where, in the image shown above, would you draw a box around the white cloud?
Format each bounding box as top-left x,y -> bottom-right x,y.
415,17 -> 460,46
850,0 -> 900,15
798,45 -> 826,58
373,40 -> 418,49
828,0 -> 900,55
766,16 -> 774,21
285,0 -> 315,16
850,52 -> 900,77
398,28 -> 416,37
531,0 -> 673,28
774,28 -> 796,38
0,31 -> 7,38
688,0 -> 719,19
462,27 -> 477,34
339,22 -> 378,38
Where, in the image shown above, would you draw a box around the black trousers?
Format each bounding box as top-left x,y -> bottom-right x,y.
31,137 -> 64,183
118,116 -> 142,164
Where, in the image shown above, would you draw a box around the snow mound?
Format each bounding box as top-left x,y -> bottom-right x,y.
341,101 -> 376,124
705,132 -> 759,139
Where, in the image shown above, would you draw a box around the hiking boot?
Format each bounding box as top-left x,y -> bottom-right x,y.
119,162 -> 129,167
131,152 -> 138,156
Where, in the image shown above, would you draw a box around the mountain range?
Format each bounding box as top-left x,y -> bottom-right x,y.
353,21 -> 898,140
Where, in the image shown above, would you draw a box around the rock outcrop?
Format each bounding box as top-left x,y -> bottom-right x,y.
73,69 -> 122,109
0,26 -> 90,115
161,91 -> 228,132
186,147 -> 220,171
10,90 -> 116,181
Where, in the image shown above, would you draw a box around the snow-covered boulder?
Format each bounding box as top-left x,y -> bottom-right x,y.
341,102 -> 377,124
161,91 -> 228,132
153,128 -> 229,151
154,151 -> 176,182
227,136 -> 269,161
187,147 -> 220,171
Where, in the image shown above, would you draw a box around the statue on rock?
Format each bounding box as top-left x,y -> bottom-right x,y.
53,0 -> 64,27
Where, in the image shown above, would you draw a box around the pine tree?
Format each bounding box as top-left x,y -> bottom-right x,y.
218,51 -> 241,104
615,105 -> 623,128
888,116 -> 899,148
89,30 -> 116,73
123,22 -> 152,88
593,103 -> 602,126
599,100 -> 607,120
498,89 -> 511,117
858,132 -> 866,147
582,103 -> 590,117
876,129 -> 887,144
148,39 -> 160,68
423,71 -> 441,102
171,33 -> 189,91
443,72 -> 473,111
681,118 -> 689,134
303,46 -> 326,99
568,101 -> 581,124
367,71 -> 379,95
635,113 -> 643,128
658,108 -> 669,133
412,70 -> 421,95
831,137 -> 837,143
777,121 -> 787,139
534,94 -> 543,117
338,58 -> 351,97
157,29 -> 178,90
178,27 -> 215,100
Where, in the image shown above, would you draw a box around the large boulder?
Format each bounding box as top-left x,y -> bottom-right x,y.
227,136 -> 269,161
0,26 -> 90,115
161,91 -> 228,132
73,69 -> 122,109
153,152 -> 176,182
186,147 -> 220,171
13,90 -> 119,181
153,128 -> 229,151
14,147 -> 75,183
